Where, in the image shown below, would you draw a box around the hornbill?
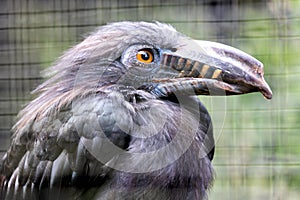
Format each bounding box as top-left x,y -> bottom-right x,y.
0,21 -> 272,200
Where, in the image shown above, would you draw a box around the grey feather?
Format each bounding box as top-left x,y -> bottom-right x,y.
0,21 -> 224,200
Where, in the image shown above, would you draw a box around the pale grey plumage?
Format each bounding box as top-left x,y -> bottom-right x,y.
0,21 -> 271,200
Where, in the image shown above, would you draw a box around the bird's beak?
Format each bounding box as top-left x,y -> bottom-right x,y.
153,40 -> 272,99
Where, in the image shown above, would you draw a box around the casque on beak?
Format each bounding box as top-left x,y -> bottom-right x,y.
151,39 -> 272,99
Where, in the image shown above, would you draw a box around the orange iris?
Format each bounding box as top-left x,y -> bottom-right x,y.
136,49 -> 154,63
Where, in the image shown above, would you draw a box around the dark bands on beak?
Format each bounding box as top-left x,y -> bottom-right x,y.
161,53 -> 222,80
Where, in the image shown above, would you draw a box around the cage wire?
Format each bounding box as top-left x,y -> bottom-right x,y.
0,0 -> 299,199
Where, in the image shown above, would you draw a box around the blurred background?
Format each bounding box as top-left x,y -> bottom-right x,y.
0,0 -> 299,199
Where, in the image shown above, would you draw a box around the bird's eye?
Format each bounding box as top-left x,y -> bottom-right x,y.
136,49 -> 154,63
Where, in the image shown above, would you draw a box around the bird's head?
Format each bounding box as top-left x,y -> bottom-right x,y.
22,21 -> 272,125
60,21 -> 271,100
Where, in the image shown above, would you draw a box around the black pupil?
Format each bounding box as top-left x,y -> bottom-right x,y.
141,51 -> 150,60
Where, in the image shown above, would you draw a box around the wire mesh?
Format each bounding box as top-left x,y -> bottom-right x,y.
0,0 -> 299,199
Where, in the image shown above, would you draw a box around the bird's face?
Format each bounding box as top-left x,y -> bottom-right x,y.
114,22 -> 272,99
36,21 -> 272,110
